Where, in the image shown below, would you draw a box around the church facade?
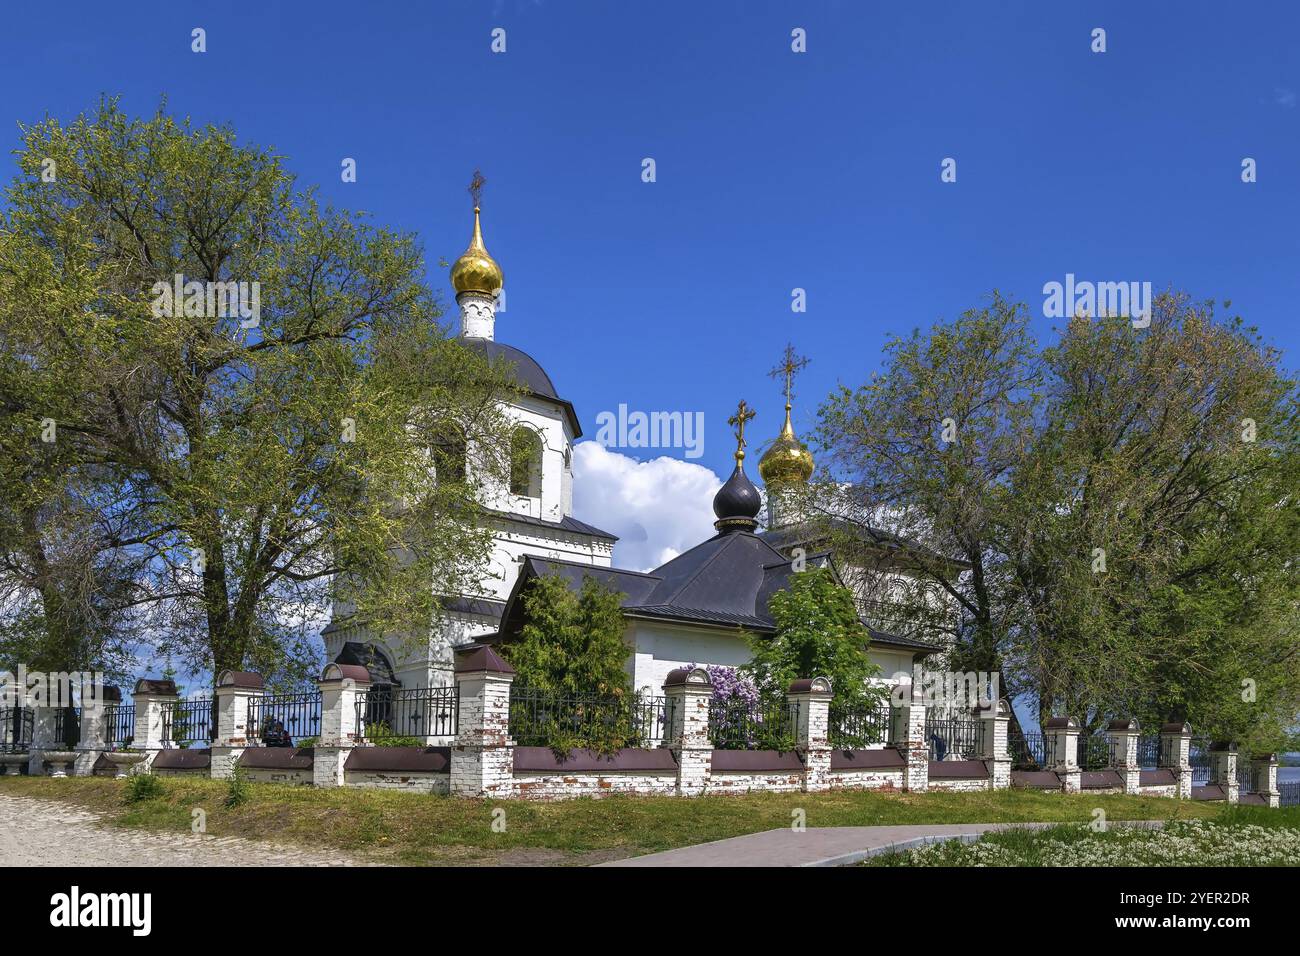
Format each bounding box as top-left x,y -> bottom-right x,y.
322,192 -> 960,695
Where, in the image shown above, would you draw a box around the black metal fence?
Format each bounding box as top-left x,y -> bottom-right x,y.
828,699 -> 892,749
0,706 -> 33,753
1280,782 -> 1300,806
163,697 -> 214,747
708,696 -> 798,750
105,704 -> 135,750
1009,728 -> 1050,769
249,691 -> 322,744
1235,767 -> 1253,793
1077,734 -> 1114,771
1189,737 -> 1212,785
925,715 -> 985,760
356,686 -> 459,744
1137,735 -> 1166,767
506,687 -> 669,749
52,706 -> 81,749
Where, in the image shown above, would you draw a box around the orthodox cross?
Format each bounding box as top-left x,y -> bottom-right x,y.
768,343 -> 810,408
727,400 -> 756,459
468,169 -> 486,208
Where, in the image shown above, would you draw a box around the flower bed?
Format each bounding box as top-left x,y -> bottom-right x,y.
868,820 -> 1300,867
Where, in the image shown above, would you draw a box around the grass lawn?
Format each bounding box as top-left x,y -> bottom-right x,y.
6,774 -> 1289,866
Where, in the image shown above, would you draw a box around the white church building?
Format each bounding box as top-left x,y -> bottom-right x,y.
323,191 -> 960,694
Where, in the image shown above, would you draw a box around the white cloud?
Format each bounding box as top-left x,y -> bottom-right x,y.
572,442 -> 722,571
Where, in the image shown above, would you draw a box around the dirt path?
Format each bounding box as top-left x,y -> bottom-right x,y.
0,792 -> 373,867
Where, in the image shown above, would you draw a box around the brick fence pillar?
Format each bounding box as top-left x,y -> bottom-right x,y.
131,679 -> 177,772
1106,718 -> 1142,794
211,671 -> 264,780
1160,721 -> 1193,799
313,664 -> 371,788
1250,753 -> 1280,808
1046,716 -> 1080,793
27,706 -> 61,776
73,686 -> 117,776
979,699 -> 1011,789
1209,741 -> 1239,803
663,667 -> 713,796
450,647 -> 516,798
788,677 -> 832,793
889,681 -> 928,793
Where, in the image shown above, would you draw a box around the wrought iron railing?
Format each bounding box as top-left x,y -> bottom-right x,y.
1077,734 -> 1113,771
1280,782 -> 1300,806
1009,728 -> 1050,769
52,706 -> 81,749
249,691 -> 322,744
105,704 -> 135,750
0,706 -> 34,754
507,688 -> 668,749
1137,735 -> 1164,767
1189,736 -> 1212,785
925,715 -> 985,760
356,686 -> 459,744
828,700 -> 892,749
1236,766 -> 1253,793
708,696 -> 798,751
163,697 -> 214,747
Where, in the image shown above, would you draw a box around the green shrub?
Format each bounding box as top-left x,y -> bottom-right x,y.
123,772 -> 165,803
224,765 -> 250,808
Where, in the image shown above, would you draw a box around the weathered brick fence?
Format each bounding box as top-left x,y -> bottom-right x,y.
0,647 -> 1283,806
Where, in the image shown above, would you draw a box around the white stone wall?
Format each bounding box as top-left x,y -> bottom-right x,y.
706,772 -> 805,794
827,769 -> 904,791
513,772 -> 678,800
242,767 -> 312,786
344,771 -> 450,794
927,777 -> 991,793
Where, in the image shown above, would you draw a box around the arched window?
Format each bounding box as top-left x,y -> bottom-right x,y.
509,426 -> 543,498
431,423 -> 467,484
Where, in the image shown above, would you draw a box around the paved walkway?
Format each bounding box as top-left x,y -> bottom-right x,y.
0,793 -> 367,867
603,821 -> 1165,867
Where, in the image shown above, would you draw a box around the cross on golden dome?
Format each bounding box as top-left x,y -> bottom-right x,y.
451,169 -> 503,297
758,343 -> 815,486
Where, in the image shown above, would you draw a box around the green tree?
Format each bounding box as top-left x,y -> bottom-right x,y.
502,572 -> 631,698
0,98 -> 520,679
744,566 -> 883,711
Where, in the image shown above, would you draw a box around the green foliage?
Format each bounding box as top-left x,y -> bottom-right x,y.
502,572 -> 632,699
123,772 -> 165,803
363,723 -> 421,747
817,291 -> 1300,749
224,765 -> 251,808
0,97 -> 522,676
744,566 -> 883,716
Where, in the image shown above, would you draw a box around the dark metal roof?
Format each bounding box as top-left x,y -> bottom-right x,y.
829,748 -> 906,771
344,746 -> 451,773
153,749 -> 211,770
240,747 -> 315,771
485,508 -> 618,542
928,759 -> 991,780
710,750 -> 804,772
461,337 -> 582,437
513,746 -> 678,773
493,534 -> 945,658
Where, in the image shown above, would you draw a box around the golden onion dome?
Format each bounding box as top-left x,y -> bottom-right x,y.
450,206 -> 503,296
758,404 -> 815,485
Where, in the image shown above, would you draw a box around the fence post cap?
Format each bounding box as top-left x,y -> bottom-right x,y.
1107,717 -> 1139,731
101,685 -> 122,703
320,663 -> 373,684
1160,721 -> 1191,735
133,678 -> 178,697
452,645 -> 515,675
1209,740 -> 1237,753
663,666 -> 711,689
787,676 -> 831,696
215,670 -> 264,690
973,698 -> 1010,718
1044,716 -> 1076,730
1250,752 -> 1278,764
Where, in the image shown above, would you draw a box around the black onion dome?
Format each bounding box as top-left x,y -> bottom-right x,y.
712,462 -> 762,533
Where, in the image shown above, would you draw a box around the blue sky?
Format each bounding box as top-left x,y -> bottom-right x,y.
2,0 -> 1298,565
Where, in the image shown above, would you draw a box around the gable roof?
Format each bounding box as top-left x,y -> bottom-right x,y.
489,533 -> 940,658
760,516 -> 971,573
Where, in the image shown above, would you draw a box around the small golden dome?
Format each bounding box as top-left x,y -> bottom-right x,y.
759,405 -> 815,485
450,206 -> 503,296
